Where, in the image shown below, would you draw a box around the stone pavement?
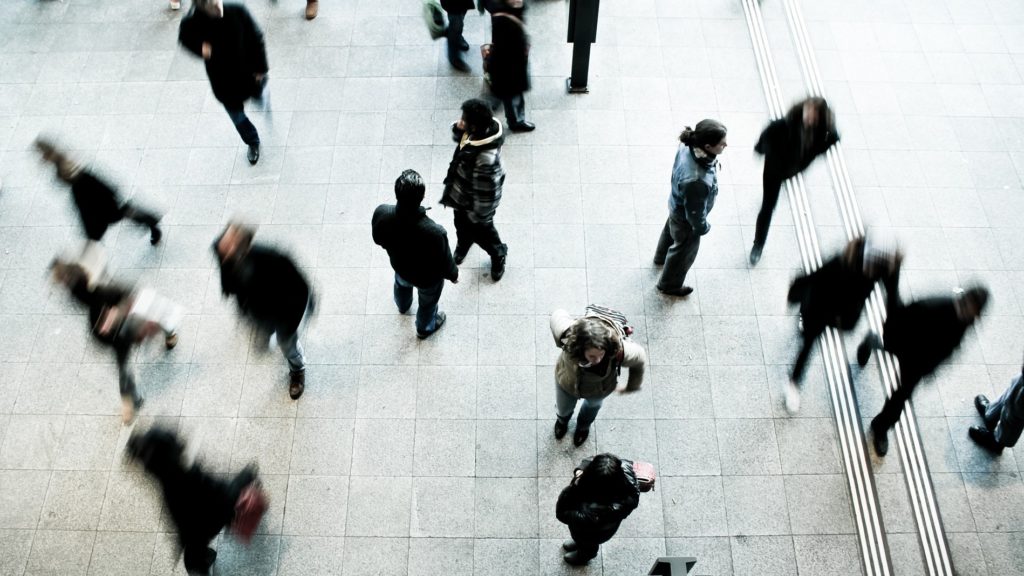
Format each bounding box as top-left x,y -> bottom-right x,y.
0,0 -> 1021,575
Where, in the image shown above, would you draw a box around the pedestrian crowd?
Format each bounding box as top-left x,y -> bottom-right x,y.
21,0 -> 1017,572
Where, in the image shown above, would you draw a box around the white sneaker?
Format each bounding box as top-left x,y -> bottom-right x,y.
785,381 -> 801,414
170,0 -> 181,10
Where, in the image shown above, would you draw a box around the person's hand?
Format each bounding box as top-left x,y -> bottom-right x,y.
254,73 -> 265,82
201,42 -> 212,60
451,276 -> 459,284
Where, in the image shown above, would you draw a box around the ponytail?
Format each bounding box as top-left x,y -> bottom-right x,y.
679,119 -> 728,149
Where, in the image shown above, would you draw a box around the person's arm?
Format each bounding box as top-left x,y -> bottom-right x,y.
620,341 -> 646,392
470,152 -> 503,222
178,11 -> 205,58
370,206 -> 386,248
550,309 -> 575,347
440,231 -> 459,282
681,179 -> 712,235
555,486 -> 594,526
242,8 -> 269,75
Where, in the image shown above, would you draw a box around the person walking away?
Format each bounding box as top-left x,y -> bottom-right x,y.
653,120 -> 728,297
35,137 -> 163,246
485,0 -> 534,132
442,0 -> 475,71
214,222 -> 313,399
550,307 -> 646,446
556,453 -> 640,566
970,354 -> 1024,454
372,169 -> 459,339
785,235 -> 901,413
441,99 -> 508,281
750,97 -> 839,265
858,286 -> 989,456
179,0 -> 269,165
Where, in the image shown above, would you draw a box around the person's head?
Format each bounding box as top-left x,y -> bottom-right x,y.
562,316 -> 621,368
126,427 -> 187,477
799,97 -> 829,127
48,257 -> 87,289
34,137 -> 81,183
575,453 -> 629,496
194,0 -> 224,18
216,221 -> 255,264
394,169 -> 426,208
679,119 -> 728,156
955,286 -> 989,323
458,99 -> 494,137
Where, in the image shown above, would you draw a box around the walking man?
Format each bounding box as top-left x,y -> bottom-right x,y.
441,98 -> 508,281
179,0 -> 269,165
372,169 -> 459,339
971,356 -> 1024,454
214,222 -> 313,399
441,0 -> 474,71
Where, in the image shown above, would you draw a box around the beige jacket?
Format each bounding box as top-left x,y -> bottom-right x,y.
550,309 -> 646,399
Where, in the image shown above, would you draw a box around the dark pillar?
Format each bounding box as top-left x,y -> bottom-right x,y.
567,0 -> 600,93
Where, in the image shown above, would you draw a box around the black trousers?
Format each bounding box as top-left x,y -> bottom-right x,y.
453,209 -> 507,258
754,166 -> 785,248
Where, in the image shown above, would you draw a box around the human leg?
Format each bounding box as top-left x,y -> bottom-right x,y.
120,203 -> 163,245
657,217 -> 700,293
871,372 -> 919,455
393,274 -> 414,314
452,209 -> 474,263
653,217 -> 672,265
414,280 -> 445,336
753,168 -> 784,252
116,345 -> 142,423
224,106 -> 260,146
446,11 -> 468,65
277,329 -> 306,399
503,93 -> 532,130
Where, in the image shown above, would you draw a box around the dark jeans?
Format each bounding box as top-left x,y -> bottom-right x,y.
445,10 -> 467,62
223,76 -> 267,147
394,274 -> 444,334
867,336 -> 925,433
502,93 -> 527,126
453,209 -> 507,258
114,344 -> 141,406
654,214 -> 700,289
754,167 -> 785,248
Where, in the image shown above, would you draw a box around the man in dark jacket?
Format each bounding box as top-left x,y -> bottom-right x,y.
486,0 -> 534,131
750,97 -> 839,265
556,454 -> 640,566
373,169 -> 459,339
441,99 -> 508,281
179,0 -> 269,165
214,222 -> 313,399
441,0 -> 475,71
858,286 -> 989,456
970,356 -> 1024,454
36,138 -> 163,245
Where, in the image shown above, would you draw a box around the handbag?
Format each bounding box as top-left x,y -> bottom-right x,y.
230,482 -> 269,544
423,0 -> 447,40
631,460 -> 657,492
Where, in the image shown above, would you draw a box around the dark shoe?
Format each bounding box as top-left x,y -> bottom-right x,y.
969,426 -> 1004,454
454,246 -> 469,265
653,257 -> 665,266
150,226 -> 162,245
490,255 -> 506,282
247,143 -> 260,165
857,334 -> 879,367
563,551 -> 593,566
509,121 -> 536,132
417,311 -> 447,339
450,58 -> 470,72
975,394 -> 990,418
871,417 -> 889,456
458,38 -> 469,51
562,540 -> 577,552
573,427 -> 589,447
554,419 -> 568,440
658,285 -> 693,297
289,370 -> 305,400
305,0 -> 318,20
165,332 -> 178,350
749,243 -> 763,266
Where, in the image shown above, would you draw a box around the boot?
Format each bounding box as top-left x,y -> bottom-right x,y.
289,370 -> 305,400
871,417 -> 889,456
305,0 -> 318,20
490,254 -> 506,282
573,426 -> 589,447
563,551 -> 593,566
969,426 -> 1003,454
974,394 -> 990,418
554,418 -> 568,440
454,245 -> 469,265
562,540 -> 577,551
857,333 -> 880,367
749,243 -> 763,266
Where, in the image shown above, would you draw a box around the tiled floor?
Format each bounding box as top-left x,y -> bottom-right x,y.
0,0 -> 1022,575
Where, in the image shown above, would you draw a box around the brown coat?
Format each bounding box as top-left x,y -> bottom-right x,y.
550,309 -> 646,399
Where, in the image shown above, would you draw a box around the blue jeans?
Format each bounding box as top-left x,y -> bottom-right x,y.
555,384 -> 608,431
223,76 -> 267,146
394,274 -> 444,335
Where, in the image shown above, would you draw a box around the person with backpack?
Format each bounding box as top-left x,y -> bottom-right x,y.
550,307 -> 647,447
555,453 -> 641,566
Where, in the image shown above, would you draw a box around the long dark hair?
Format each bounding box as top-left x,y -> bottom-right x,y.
679,119 -> 727,149
573,453 -> 632,502
562,317 -> 621,364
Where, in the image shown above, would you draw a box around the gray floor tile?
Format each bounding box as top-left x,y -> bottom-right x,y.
283,475 -> 349,537
0,529 -> 34,576
963,472 -> 1024,532
662,476 -> 728,537
476,419 -> 537,477
413,419 -> 475,477
87,531 -> 156,576
723,475 -> 791,536
784,474 -> 855,535
792,535 -> 863,576
948,532 -> 990,576
774,418 -> 843,474
24,529 -> 94,576
408,537 -> 473,576
716,419 -> 782,476
276,535 -> 345,576
475,477 -> 538,538
38,470 -> 108,531
473,539 -> 539,576
350,418 -> 414,476
97,471 -> 164,532
656,419 -> 721,476
289,418 -> 354,476
346,476 -> 412,537
729,535 -> 797,576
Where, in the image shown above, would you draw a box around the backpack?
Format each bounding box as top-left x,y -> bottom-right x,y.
585,304 -> 633,339
423,0 -> 447,40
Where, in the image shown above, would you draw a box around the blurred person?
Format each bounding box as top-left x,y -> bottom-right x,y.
785,235 -> 902,413
50,257 -> 182,423
213,222 -> 313,399
550,307 -> 646,447
127,427 -> 261,576
35,137 -> 163,246
372,169 -> 459,339
484,0 -> 534,131
556,453 -> 640,566
441,99 -> 508,281
751,97 -> 839,265
442,0 -> 475,71
970,354 -> 1024,454
653,120 -> 728,297
179,0 -> 269,165
858,285 -> 989,456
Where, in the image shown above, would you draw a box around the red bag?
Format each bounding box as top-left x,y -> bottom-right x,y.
231,483 -> 269,543
632,460 -> 657,492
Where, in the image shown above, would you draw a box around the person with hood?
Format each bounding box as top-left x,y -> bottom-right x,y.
858,285 -> 989,456
555,453 -> 641,566
35,137 -> 163,246
550,308 -> 646,447
441,98 -> 508,281
179,0 -> 269,165
971,355 -> 1024,454
785,235 -> 902,413
214,222 -> 313,399
751,97 -> 839,265
653,120 -> 728,297
441,0 -> 476,71
485,0 -> 534,131
372,169 -> 460,339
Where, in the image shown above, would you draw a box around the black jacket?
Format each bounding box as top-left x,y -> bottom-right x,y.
67,278 -> 133,350
441,0 -> 476,11
371,204 -> 458,287
70,171 -> 124,241
488,11 -> 530,97
179,4 -> 268,108
882,297 -> 970,379
755,106 -> 839,180
788,252 -> 899,334
556,463 -> 640,545
215,243 -> 311,335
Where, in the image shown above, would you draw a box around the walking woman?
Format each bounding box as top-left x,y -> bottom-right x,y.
653,120 -> 728,297
750,97 -> 839,265
556,453 -> 641,566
